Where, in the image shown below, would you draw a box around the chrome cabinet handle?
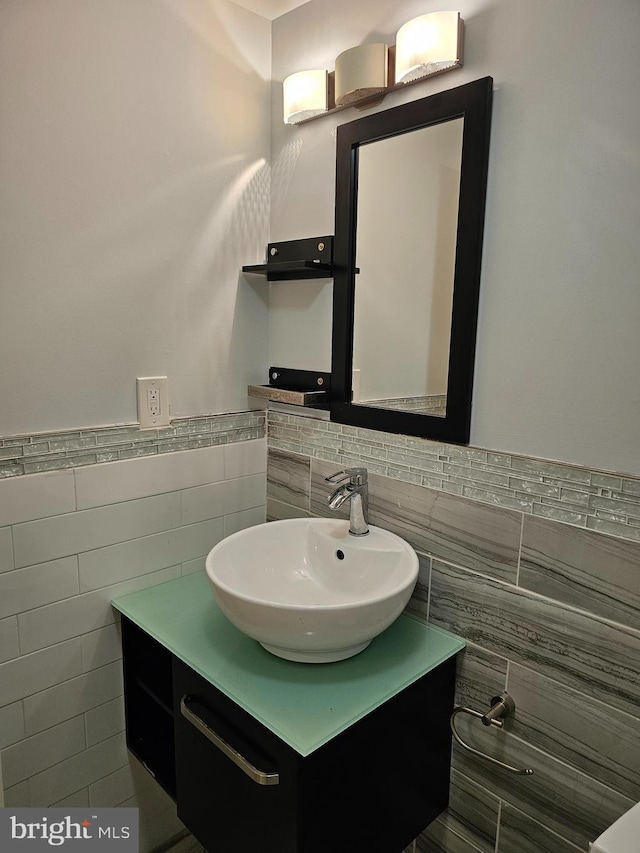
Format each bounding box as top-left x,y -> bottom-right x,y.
180,695 -> 279,786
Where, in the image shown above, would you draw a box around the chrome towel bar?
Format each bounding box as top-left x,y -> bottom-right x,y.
450,692 -> 534,776
181,696 -> 280,786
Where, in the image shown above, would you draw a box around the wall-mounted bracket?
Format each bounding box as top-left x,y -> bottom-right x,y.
243,237 -> 334,281
248,366 -> 331,408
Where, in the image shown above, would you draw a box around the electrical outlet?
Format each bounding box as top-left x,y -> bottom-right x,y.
137,377 -> 170,429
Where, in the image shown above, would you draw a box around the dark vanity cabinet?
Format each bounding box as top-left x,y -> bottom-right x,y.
121,619 -> 176,800
121,613 -> 459,853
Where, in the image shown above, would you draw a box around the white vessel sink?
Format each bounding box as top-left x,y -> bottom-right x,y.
205,518 -> 419,663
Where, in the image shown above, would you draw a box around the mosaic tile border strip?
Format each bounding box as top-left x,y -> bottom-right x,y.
0,411 -> 266,478
267,410 -> 640,543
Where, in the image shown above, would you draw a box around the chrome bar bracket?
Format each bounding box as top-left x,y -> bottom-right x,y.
450,692 -> 534,776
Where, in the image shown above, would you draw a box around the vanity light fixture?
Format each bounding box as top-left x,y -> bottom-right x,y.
335,43 -> 388,108
395,11 -> 462,84
283,69 -> 328,124
282,11 -> 463,124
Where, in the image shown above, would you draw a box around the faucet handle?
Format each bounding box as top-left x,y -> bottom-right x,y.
325,467 -> 368,486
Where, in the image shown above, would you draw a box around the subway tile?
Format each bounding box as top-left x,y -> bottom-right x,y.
0,701 -> 25,748
520,516 -> 640,630
81,623 -> 122,672
0,470 -> 76,526
498,804 -> 583,853
267,448 -> 310,510
508,663 -> 640,801
0,557 -> 79,619
0,526 -> 13,573
429,562 -> 640,719
74,445 -> 225,509
224,438 -> 266,479
28,731 -> 128,806
88,758 -> 154,808
1,715 -> 86,787
0,616 -> 19,663
18,565 -> 181,654
85,697 -> 126,746
23,661 -> 123,735
181,557 -> 205,576
224,506 -> 265,538
0,638 -> 84,707
115,762 -> 174,815
138,803 -> 185,853
89,765 -> 135,808
181,473 -> 266,524
4,781 -> 30,807
13,493 -> 180,568
51,788 -> 90,808
77,520 -> 223,592
451,724 -> 633,850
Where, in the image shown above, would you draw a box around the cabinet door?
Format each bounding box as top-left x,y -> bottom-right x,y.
173,658 -> 301,853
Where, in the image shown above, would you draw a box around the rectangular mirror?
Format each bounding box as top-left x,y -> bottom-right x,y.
331,77 -> 493,444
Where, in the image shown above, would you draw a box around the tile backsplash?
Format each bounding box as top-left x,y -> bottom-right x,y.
267,409 -> 640,542
0,411 -> 265,478
0,420 -> 267,853
266,410 -> 640,853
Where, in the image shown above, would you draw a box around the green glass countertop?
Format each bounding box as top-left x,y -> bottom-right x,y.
112,572 -> 464,756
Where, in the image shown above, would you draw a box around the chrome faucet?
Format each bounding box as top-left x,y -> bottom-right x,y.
326,468 -> 369,536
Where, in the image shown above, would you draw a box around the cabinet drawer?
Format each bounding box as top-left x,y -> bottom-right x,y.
173,658 -> 301,853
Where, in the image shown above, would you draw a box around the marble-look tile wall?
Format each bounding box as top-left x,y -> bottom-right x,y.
266,411 -> 640,853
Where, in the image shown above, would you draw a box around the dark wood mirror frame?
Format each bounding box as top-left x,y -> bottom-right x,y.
330,76 -> 493,444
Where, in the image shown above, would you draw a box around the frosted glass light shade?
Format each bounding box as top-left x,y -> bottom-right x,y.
283,70 -> 328,124
395,11 -> 462,84
335,43 -> 388,107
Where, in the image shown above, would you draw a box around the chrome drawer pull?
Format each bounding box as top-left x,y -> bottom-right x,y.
180,696 -> 279,786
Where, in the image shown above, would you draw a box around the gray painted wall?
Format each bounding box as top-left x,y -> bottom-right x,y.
0,0 -> 271,436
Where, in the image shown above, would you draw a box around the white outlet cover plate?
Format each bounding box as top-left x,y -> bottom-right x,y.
137,376 -> 170,429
